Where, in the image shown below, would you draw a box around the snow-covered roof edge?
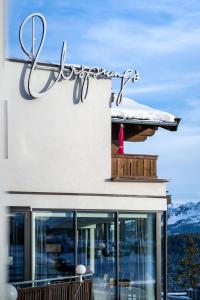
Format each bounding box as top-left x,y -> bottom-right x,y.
111,97 -> 180,130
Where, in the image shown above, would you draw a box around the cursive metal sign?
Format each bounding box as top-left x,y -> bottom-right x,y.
19,13 -> 140,104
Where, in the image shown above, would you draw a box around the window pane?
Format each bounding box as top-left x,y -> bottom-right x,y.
119,213 -> 156,300
77,212 -> 116,300
32,211 -> 74,280
8,212 -> 25,282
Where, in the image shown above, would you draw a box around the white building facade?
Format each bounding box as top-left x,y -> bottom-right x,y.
2,13 -> 180,300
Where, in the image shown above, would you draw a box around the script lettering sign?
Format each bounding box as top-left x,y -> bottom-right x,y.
19,13 -> 140,105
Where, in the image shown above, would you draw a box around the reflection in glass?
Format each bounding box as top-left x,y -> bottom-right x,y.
32,211 -> 74,280
9,212 -> 25,282
119,213 -> 156,300
77,212 -> 116,300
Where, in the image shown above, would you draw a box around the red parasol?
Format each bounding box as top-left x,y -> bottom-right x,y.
117,124 -> 124,154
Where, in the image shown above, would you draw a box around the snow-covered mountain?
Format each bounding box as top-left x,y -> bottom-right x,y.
168,201 -> 200,235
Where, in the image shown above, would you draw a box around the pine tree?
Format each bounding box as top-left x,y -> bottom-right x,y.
178,236 -> 200,289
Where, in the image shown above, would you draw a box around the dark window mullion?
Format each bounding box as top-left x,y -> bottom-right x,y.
24,209 -> 32,281
163,211 -> 168,300
74,210 -> 78,274
156,212 -> 162,300
116,211 -> 119,300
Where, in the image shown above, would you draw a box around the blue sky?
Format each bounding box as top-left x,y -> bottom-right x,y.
7,0 -> 200,204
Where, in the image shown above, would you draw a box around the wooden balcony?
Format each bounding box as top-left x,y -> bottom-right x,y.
112,154 -> 158,180
17,280 -> 92,300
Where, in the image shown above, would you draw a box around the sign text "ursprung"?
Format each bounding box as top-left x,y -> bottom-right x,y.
19,13 -> 140,105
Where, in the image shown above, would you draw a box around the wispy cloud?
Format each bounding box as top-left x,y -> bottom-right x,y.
83,16 -> 200,63
125,72 -> 200,96
126,83 -> 188,94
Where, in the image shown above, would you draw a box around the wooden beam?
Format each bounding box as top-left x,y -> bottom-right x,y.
137,128 -> 156,136
126,135 -> 147,142
124,127 -> 157,140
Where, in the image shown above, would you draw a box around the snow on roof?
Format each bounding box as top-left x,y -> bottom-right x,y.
111,97 -> 176,123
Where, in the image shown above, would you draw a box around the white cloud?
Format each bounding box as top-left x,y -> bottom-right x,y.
125,72 -> 200,96
84,17 -> 200,58
126,83 -> 187,94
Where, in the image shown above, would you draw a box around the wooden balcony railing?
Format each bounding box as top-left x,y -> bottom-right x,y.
17,280 -> 92,300
112,154 -> 158,180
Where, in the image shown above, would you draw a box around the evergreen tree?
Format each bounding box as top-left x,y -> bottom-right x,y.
178,236 -> 200,289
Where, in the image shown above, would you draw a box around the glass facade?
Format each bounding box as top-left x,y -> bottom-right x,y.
8,209 -> 158,300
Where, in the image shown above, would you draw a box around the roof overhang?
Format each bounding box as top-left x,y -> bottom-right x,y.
112,117 -> 181,131
111,97 -> 180,142
111,118 -> 181,142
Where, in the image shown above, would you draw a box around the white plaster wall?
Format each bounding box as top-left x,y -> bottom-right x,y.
3,60 -> 167,201
6,193 -> 167,211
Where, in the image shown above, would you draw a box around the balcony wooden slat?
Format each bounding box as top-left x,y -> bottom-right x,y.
137,158 -> 143,177
119,157 -> 124,177
144,158 -> 151,177
133,158 -> 138,177
112,154 -> 157,180
150,159 -> 157,177
125,158 -> 130,177
144,158 -> 148,177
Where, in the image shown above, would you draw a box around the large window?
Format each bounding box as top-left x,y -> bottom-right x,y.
8,208 -> 159,300
32,211 -> 75,280
77,212 -> 116,300
119,213 -> 156,300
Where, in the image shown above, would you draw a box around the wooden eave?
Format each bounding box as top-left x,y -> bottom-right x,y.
112,123 -> 158,142
112,118 -> 180,142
